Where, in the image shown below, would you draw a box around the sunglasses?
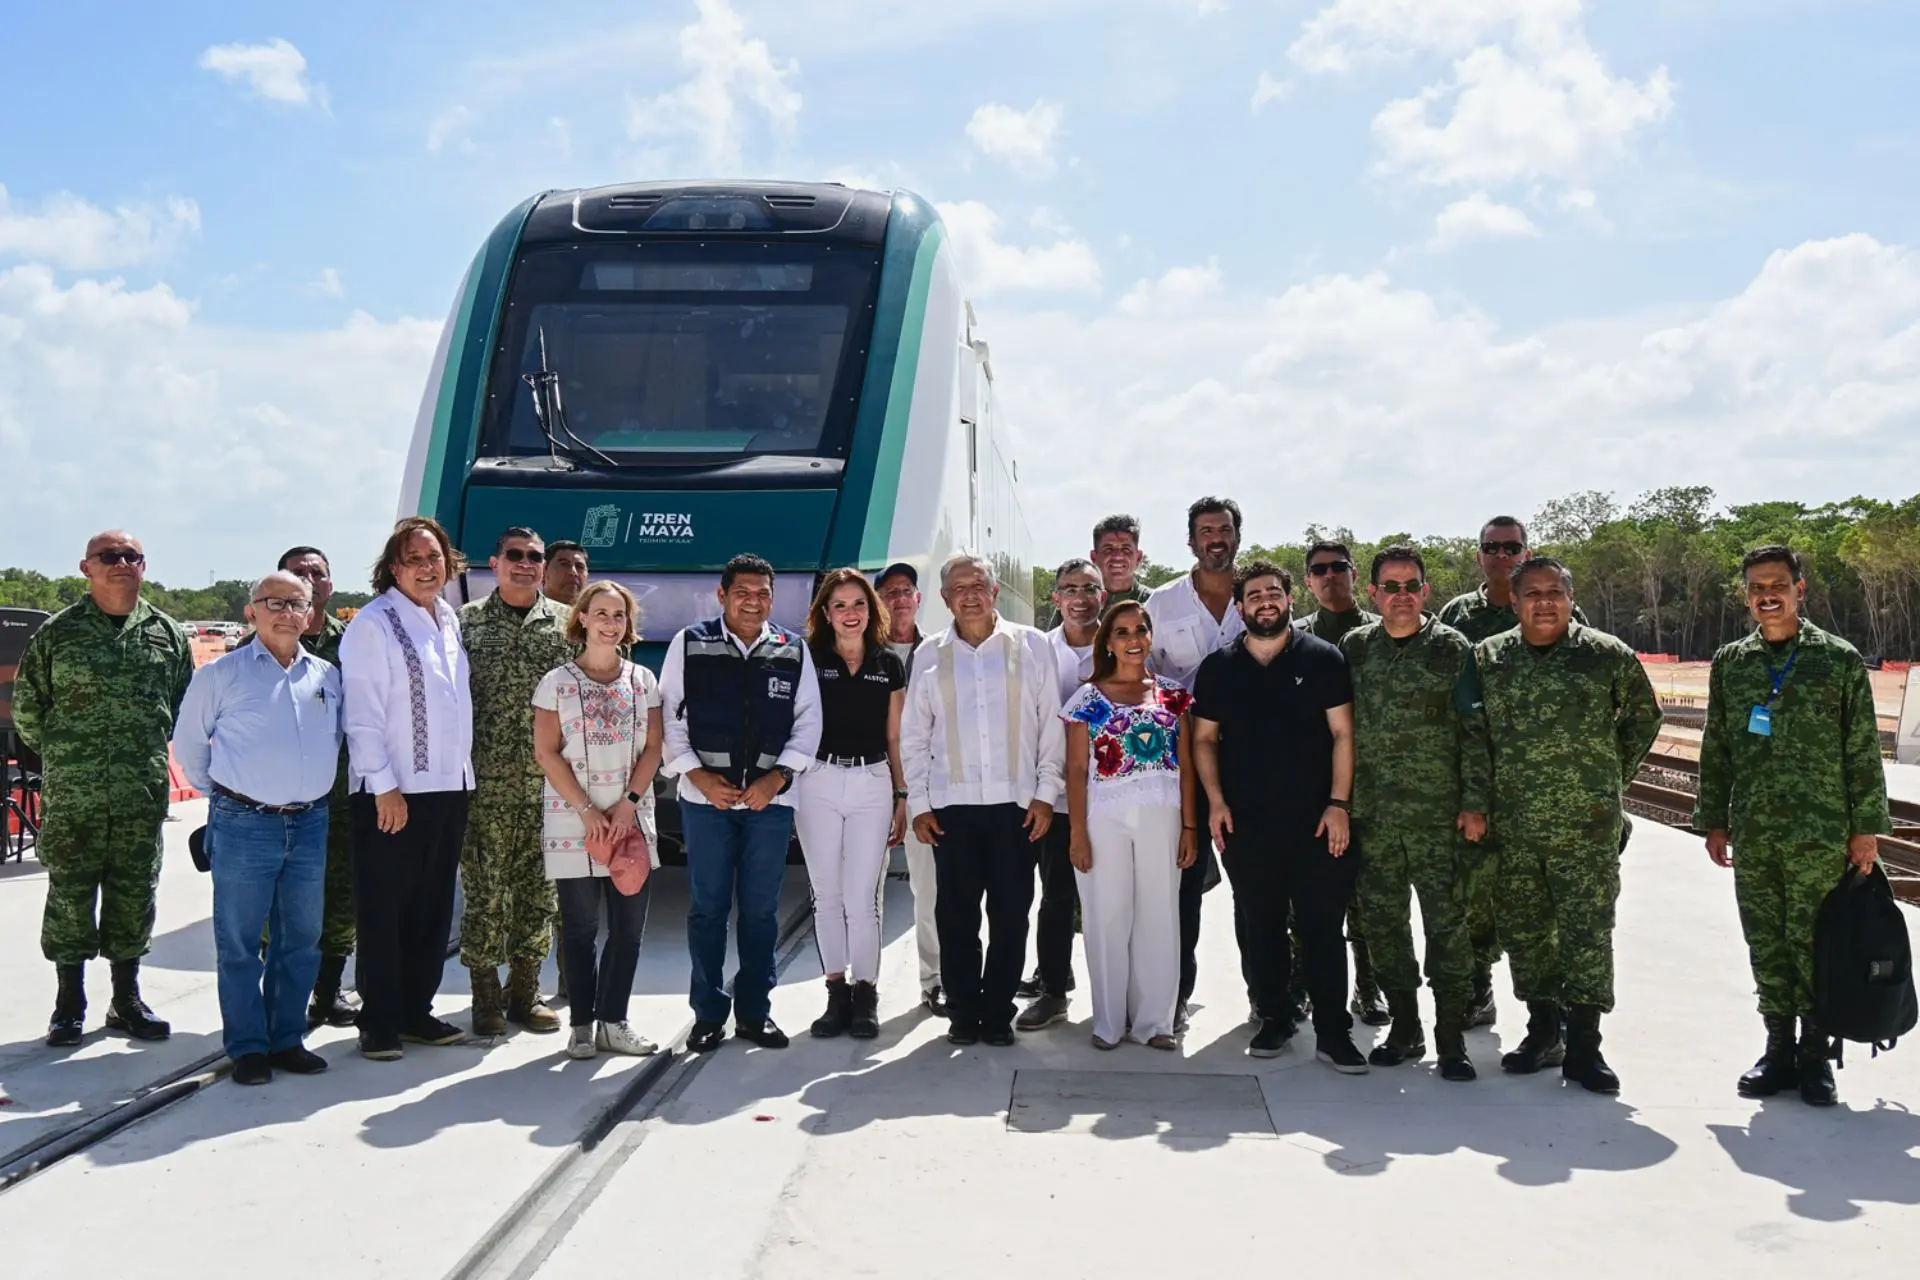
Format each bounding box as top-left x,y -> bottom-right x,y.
251,596 -> 313,614
500,548 -> 546,564
1307,560 -> 1352,577
1481,541 -> 1525,557
94,550 -> 145,567
1375,580 -> 1425,595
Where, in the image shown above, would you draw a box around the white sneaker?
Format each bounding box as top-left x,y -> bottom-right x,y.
596,1021 -> 658,1056
567,1025 -> 597,1060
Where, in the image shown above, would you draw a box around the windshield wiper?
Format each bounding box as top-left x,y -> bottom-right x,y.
521,327 -> 616,470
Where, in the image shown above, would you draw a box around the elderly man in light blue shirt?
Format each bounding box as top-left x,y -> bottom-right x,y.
173,570 -> 343,1085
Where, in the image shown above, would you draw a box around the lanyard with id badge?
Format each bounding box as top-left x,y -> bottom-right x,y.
1748,642 -> 1800,737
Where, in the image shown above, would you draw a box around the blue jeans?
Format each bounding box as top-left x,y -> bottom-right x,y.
210,795 -> 328,1059
681,802 -> 793,1025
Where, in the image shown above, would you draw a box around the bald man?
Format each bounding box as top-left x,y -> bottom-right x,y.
15,531 -> 194,1047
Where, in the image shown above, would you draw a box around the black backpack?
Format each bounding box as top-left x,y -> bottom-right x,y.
1813,863 -> 1918,1058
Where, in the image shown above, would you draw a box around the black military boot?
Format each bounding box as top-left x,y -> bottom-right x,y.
47,964 -> 86,1047
1367,989 -> 1426,1066
1349,940 -> 1391,1027
308,954 -> 361,1029
1561,1004 -> 1620,1093
1466,965 -> 1498,1028
1736,1014 -> 1799,1098
810,976 -> 853,1038
849,980 -> 881,1040
1435,1002 -> 1477,1082
1499,1000 -> 1564,1073
104,959 -> 171,1041
1797,1017 -> 1838,1107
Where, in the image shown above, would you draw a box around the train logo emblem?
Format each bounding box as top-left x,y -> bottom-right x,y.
579,506 -> 696,548
581,505 -> 620,549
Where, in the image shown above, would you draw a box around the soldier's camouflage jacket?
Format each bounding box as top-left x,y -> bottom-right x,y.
1301,606 -> 1376,648
1340,617 -> 1490,835
1438,586 -> 1589,645
459,591 -> 576,785
1694,619 -> 1890,845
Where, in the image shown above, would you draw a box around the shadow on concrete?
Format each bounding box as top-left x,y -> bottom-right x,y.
1708,1096 -> 1920,1221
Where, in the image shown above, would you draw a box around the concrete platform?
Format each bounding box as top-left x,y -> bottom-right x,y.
1,815 -> 1917,1278
1884,758 -> 1920,807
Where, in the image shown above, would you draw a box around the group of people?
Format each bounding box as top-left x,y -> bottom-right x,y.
13,497 -> 1890,1107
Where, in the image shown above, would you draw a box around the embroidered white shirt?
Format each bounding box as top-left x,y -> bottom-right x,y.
340,588 -> 474,796
901,616 -> 1066,819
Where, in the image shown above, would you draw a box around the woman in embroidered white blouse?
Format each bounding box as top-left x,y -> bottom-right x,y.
532,581 -> 663,1061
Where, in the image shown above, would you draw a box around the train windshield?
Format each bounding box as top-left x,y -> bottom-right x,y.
479,241 -> 881,462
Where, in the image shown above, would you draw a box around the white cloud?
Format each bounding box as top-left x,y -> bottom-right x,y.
0,185 -> 200,270
306,267 -> 345,299
1289,0 -> 1671,194
980,234 -> 1920,563
1250,71 -> 1295,112
1119,259 -> 1223,314
964,100 -> 1065,178
198,37 -> 327,109
3,263 -> 441,579
1428,192 -> 1542,248
628,0 -> 801,173
937,201 -> 1101,296
427,104 -> 479,154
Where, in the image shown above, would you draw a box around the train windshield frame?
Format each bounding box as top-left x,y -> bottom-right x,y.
477,239 -> 882,465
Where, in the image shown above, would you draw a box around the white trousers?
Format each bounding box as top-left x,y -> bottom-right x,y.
1076,804 -> 1183,1044
902,828 -> 941,990
795,762 -> 894,983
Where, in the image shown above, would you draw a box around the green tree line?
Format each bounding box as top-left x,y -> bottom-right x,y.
0,569 -> 372,623
1033,487 -> 1920,663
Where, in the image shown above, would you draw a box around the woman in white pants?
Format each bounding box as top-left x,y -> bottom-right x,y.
795,568 -> 908,1040
1062,601 -> 1198,1050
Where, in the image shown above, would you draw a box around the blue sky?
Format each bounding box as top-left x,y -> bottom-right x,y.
4,0 -> 1918,584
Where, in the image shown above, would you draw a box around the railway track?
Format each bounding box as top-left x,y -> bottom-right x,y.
1628,750 -> 1920,903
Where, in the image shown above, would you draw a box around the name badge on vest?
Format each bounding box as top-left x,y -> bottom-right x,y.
1747,704 -> 1773,737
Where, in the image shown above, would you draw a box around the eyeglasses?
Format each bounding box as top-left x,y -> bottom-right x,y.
500,548 -> 546,564
1375,580 -> 1425,594
1481,541 -> 1525,557
93,550 -> 145,567
1307,560 -> 1352,577
1054,584 -> 1103,598
251,596 -> 312,614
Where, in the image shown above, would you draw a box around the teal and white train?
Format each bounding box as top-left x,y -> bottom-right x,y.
399,181 -> 1032,665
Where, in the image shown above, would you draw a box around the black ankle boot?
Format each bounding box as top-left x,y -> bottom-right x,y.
1467,966 -> 1497,1028
849,980 -> 880,1040
1797,1017 -> 1837,1107
105,959 -> 170,1041
47,964 -> 86,1047
1367,990 -> 1426,1066
1736,1014 -> 1799,1098
1500,1001 -> 1565,1074
1435,1002 -> 1476,1081
308,954 -> 360,1029
1349,941 -> 1391,1027
810,977 -> 853,1038
1561,1004 -> 1620,1093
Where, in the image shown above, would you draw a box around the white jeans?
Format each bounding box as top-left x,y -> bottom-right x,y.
1076,804 -> 1182,1044
795,762 -> 894,983
902,828 -> 940,990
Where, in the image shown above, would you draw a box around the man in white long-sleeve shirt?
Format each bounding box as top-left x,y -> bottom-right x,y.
658,553 -> 822,1053
901,552 -> 1066,1046
339,517 -> 476,1061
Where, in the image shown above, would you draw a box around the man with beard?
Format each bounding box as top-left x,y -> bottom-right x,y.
1017,560 -> 1106,1030
1193,561 -> 1367,1072
1147,498 -> 1247,1030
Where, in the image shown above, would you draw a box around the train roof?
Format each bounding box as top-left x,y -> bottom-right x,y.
519,180 -> 901,248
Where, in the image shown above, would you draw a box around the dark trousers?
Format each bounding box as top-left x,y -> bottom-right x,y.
934,804 -> 1038,1033
1035,813 -> 1079,995
1222,819 -> 1360,1036
1179,788 -> 1245,1006
555,876 -> 650,1026
350,788 -> 469,1038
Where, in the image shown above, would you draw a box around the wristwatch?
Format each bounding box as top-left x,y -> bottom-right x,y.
893,788 -> 909,801
1327,798 -> 1352,812
772,765 -> 796,794
625,790 -> 643,806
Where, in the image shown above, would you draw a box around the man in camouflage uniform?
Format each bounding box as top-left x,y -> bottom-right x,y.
1437,515 -> 1589,1027
1469,556 -> 1660,1094
1299,539 -> 1386,1026
459,527 -> 576,1035
278,545 -> 362,1028
1696,544 -> 1889,1107
1340,545 -> 1486,1081
15,531 -> 194,1047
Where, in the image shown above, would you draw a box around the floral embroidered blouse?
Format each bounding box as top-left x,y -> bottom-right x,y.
1061,677 -> 1193,812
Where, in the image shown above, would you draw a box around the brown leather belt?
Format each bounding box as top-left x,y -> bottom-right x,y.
212,783 -> 323,815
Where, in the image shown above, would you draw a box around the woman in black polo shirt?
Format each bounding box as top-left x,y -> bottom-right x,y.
795,568 -> 908,1039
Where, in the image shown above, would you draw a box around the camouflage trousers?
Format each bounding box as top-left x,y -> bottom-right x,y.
319,790 -> 356,957
1498,834 -> 1621,1011
1733,838 -> 1850,1018
37,797 -> 167,965
1353,826 -> 1474,1005
458,783 -> 556,970
1465,838 -> 1503,974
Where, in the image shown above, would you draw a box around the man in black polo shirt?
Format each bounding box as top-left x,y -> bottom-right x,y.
1193,560 -> 1367,1072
